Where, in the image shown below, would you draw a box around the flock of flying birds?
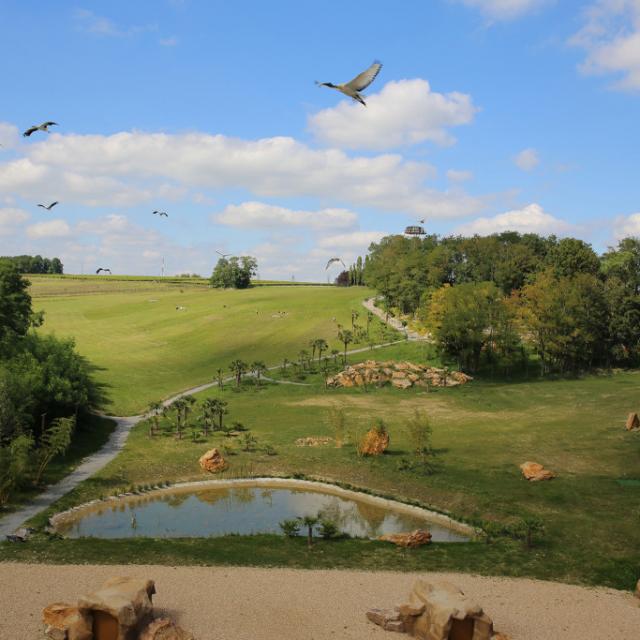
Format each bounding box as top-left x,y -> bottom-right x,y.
15,61 -> 408,278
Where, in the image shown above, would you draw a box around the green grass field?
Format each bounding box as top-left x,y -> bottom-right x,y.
28,276 -> 379,415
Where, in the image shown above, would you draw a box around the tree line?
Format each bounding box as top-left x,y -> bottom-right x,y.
0,262 -> 102,506
1,254 -> 64,274
362,232 -> 640,373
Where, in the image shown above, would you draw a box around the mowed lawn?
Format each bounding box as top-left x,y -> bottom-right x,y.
28,276 -> 378,415
22,341 -> 640,589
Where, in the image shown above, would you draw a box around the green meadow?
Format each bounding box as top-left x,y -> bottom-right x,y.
28,276 -> 378,415
3,277 -> 639,590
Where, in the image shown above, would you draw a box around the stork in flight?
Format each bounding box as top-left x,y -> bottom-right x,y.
325,257 -> 346,270
153,210 -> 168,217
316,61 -> 382,107
96,268 -> 112,275
23,122 -> 58,137
216,250 -> 231,259
37,201 -> 58,211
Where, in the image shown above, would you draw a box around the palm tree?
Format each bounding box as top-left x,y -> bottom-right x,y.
298,514 -> 319,549
314,338 -> 328,365
229,359 -> 248,387
330,349 -> 340,364
281,357 -> 290,375
215,368 -> 225,391
147,401 -> 163,437
201,398 -> 217,436
170,398 -> 187,439
209,398 -> 229,431
309,339 -> 318,361
366,311 -> 374,337
251,361 -> 267,387
298,349 -> 310,370
351,309 -> 359,329
182,395 -> 196,430
337,329 -> 354,365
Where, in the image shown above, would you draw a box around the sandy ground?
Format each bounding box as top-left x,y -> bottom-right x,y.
1,564 -> 639,639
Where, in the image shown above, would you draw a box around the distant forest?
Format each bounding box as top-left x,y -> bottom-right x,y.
361,232 -> 640,374
1,254 -> 64,274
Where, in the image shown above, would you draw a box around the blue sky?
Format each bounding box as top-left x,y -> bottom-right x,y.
0,0 -> 638,279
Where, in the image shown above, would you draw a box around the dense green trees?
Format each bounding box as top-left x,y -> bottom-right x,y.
0,265 -> 101,506
210,256 -> 257,289
363,232 -> 640,374
0,255 -> 64,274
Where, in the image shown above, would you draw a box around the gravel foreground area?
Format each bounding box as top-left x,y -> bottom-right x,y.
1,563 -> 638,640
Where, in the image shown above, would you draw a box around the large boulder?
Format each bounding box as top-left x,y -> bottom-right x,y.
140,618 -> 194,640
626,412 -> 640,431
520,461 -> 556,482
359,427 -> 389,456
43,603 -> 92,640
378,529 -> 432,548
198,448 -> 227,473
78,576 -> 156,640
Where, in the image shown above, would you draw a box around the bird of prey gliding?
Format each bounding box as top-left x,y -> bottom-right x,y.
37,201 -> 59,211
316,61 -> 382,107
96,268 -> 112,274
325,257 -> 346,270
153,210 -> 168,217
23,122 -> 58,137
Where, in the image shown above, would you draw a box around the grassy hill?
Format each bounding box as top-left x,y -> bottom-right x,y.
28,276 -> 378,415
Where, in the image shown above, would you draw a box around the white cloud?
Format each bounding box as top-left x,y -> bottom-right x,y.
447,169 -> 474,182
159,36 -> 178,47
570,1 -> 640,91
74,9 -> 156,38
0,207 -> 30,235
455,203 -> 571,235
309,79 -> 477,151
455,0 -> 552,21
26,219 -> 72,238
613,212 -> 640,238
0,129 -> 486,219
513,148 -> 539,171
0,123 -> 21,150
214,202 -> 358,231
317,231 -> 387,250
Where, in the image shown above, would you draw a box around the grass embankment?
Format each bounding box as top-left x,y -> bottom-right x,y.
28,276 -> 379,415
4,341 -> 639,590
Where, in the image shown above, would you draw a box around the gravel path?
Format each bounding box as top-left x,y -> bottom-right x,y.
362,297 -> 429,341
1,563 -> 638,640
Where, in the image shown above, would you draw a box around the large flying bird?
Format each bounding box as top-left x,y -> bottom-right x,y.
153,210 -> 168,217
316,61 -> 382,107
37,201 -> 59,211
96,268 -> 112,275
216,250 -> 231,259
325,257 -> 346,270
23,122 -> 58,137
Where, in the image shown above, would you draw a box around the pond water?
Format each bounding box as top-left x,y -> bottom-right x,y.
55,484 -> 469,542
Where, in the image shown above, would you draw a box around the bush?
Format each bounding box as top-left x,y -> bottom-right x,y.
318,519 -> 340,539
279,519 -> 301,537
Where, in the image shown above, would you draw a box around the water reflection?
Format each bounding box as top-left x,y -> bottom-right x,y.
57,486 -> 468,542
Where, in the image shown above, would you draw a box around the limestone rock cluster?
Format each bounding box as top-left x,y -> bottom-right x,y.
43,577 -> 194,640
626,412 -> 639,431
198,448 -> 227,473
378,529 -> 432,548
327,361 -> 472,390
519,461 -> 556,482
295,436 -> 334,447
367,578 -> 495,640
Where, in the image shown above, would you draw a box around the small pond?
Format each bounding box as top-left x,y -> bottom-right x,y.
54,481 -> 470,542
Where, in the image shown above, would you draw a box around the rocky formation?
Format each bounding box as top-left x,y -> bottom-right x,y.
327,361 -> 472,390
378,529 -> 432,548
140,618 -> 194,640
367,578 -> 494,640
359,426 -> 390,456
626,412 -> 640,431
520,461 -> 556,482
43,603 -> 92,640
198,448 -> 227,473
77,576 -> 156,640
295,436 -> 333,447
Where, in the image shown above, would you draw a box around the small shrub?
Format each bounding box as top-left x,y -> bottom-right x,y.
318,519 -> 340,539
508,516 -> 545,549
241,432 -> 257,452
263,444 -> 277,456
279,519 -> 301,537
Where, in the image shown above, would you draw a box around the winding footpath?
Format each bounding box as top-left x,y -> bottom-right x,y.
0,299 -> 406,536
362,297 -> 430,341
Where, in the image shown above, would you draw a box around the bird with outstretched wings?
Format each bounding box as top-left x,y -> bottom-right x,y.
37,201 -> 58,211
316,61 -> 382,106
96,268 -> 112,274
153,210 -> 169,217
325,257 -> 346,270
23,122 -> 58,137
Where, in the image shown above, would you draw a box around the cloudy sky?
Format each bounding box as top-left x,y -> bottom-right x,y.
0,0 -> 638,280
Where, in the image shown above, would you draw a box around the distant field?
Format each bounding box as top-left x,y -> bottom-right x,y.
28,276 -> 378,415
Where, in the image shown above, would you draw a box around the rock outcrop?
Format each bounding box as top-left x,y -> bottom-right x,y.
140,618 -> 195,640
626,412 -> 640,431
295,436 -> 333,447
378,529 -> 432,548
359,427 -> 389,456
367,578 -> 494,640
520,461 -> 556,482
198,448 -> 227,473
43,603 -> 92,640
327,361 -> 472,390
77,576 -> 156,640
